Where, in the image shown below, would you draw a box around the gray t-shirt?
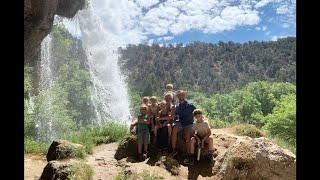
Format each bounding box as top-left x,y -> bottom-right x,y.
192,121 -> 211,138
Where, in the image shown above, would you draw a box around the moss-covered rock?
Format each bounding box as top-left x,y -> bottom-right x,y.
218,137 -> 296,180
114,135 -> 137,160
40,159 -> 93,180
46,140 -> 86,161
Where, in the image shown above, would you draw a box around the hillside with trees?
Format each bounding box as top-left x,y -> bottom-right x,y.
118,37 -> 296,95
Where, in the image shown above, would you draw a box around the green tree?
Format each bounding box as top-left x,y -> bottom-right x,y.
263,94 -> 296,146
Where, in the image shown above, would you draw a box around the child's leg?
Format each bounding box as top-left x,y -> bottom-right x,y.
167,124 -> 172,143
138,142 -> 143,154
143,132 -> 150,153
151,118 -> 155,132
137,132 -> 143,154
190,137 -> 196,155
206,136 -> 214,153
154,125 -> 158,137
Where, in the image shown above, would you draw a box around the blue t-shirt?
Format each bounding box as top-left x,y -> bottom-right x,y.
175,101 -> 196,127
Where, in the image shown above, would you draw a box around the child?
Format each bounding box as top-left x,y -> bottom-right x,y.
189,109 -> 215,165
155,100 -> 172,153
164,93 -> 175,141
149,96 -> 160,143
163,84 -> 177,105
130,105 -> 150,161
142,96 -> 151,106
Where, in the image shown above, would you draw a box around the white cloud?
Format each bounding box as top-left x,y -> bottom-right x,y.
262,26 -> 267,31
276,4 -> 290,14
282,23 -> 290,28
135,0 -> 159,9
265,31 -> 271,35
271,35 -> 289,41
61,0 -> 295,45
254,0 -> 273,9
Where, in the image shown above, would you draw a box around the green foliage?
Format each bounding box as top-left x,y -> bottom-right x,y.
68,161 -> 94,180
67,123 -> 129,154
119,38 -> 296,95
115,168 -> 164,180
33,85 -> 76,142
24,138 -> 49,154
231,124 -> 264,138
263,94 -> 296,146
128,90 -> 143,117
140,170 -> 164,180
24,66 -> 33,96
269,135 -> 296,155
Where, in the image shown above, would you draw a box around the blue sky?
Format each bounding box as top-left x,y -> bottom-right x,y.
64,0 -> 296,45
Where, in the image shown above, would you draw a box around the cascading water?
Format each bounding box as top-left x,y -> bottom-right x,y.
61,2 -> 132,125
37,34 -> 56,141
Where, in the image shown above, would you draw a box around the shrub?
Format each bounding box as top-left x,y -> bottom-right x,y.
24,138 -> 50,154
263,94 -> 296,146
231,124 -> 264,138
68,161 -> 94,180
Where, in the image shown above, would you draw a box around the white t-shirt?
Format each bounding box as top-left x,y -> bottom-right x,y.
192,121 -> 211,138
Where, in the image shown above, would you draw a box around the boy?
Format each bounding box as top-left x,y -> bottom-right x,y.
149,96 -> 160,143
163,84 -> 177,105
189,109 -> 215,165
130,105 -> 150,161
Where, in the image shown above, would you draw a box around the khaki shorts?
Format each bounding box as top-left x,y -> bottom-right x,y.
173,122 -> 193,137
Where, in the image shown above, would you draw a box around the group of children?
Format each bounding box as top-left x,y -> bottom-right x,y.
130,84 -> 215,165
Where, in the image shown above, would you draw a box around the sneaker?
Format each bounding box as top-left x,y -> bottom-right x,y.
183,157 -> 190,165
143,153 -> 148,160
169,150 -> 178,157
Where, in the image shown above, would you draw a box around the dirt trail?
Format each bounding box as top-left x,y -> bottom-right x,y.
24,128 -> 241,180
24,154 -> 47,180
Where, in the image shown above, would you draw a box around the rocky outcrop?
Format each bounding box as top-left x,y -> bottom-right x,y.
115,132 -> 296,180
24,0 -> 85,65
40,159 -> 92,180
217,137 -> 296,180
46,140 -> 85,161
114,135 -> 138,160
40,140 -> 92,179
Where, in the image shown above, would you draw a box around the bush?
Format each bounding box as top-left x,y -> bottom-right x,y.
208,118 -> 230,128
231,124 -> 264,138
115,168 -> 164,180
68,122 -> 129,154
263,94 -> 296,146
24,138 -> 50,154
68,160 -> 94,180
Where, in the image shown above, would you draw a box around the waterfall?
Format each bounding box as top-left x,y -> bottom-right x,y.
38,34 -> 56,141
61,2 -> 132,125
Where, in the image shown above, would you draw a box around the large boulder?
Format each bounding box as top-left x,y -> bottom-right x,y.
217,137 -> 296,180
114,135 -> 137,160
46,140 -> 85,161
40,159 -> 92,180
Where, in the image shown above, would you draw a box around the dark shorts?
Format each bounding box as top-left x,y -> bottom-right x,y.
137,131 -> 150,145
